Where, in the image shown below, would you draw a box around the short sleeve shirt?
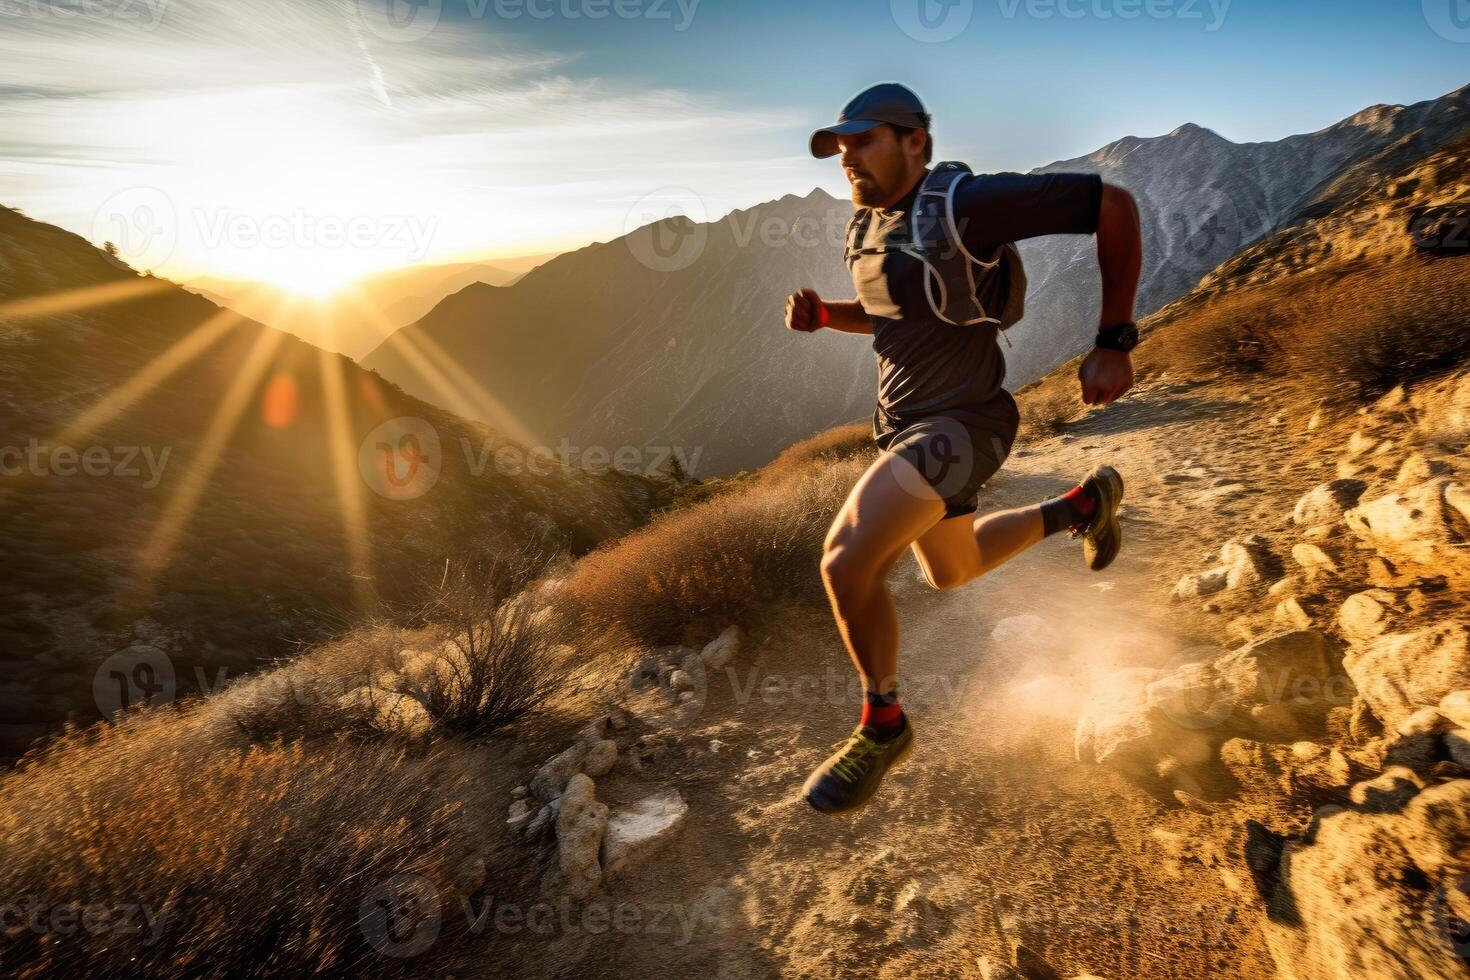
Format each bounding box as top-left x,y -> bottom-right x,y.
846,169 -> 1102,422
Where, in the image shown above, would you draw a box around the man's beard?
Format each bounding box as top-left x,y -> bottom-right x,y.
849,175 -> 884,207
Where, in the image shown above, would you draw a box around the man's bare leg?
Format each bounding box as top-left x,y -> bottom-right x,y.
820,450 -> 947,694
910,467 -> 1125,591
804,450 -> 943,814
910,505 -> 1044,590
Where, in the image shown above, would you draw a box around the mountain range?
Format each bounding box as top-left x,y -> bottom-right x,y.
361,82 -> 1470,476
184,252 -> 557,358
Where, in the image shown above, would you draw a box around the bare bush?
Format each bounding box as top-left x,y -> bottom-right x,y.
557,452 -> 865,647
395,549 -> 568,737
0,720 -> 493,978
1142,257 -> 1470,399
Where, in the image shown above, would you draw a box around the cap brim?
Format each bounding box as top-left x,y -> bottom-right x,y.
809,118 -> 884,159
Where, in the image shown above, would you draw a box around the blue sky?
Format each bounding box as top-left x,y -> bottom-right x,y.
1,0 -> 1464,290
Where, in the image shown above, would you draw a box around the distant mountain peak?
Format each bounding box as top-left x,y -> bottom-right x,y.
1344,102 -> 1405,131
1167,121 -> 1227,141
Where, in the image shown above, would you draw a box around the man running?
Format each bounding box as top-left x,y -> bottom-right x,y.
787,82 -> 1143,814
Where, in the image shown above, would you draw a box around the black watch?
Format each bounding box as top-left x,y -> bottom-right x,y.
1095,321 -> 1138,353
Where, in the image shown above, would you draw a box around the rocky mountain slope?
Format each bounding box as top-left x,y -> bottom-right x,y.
0,207 -> 665,756
362,83 -> 1470,478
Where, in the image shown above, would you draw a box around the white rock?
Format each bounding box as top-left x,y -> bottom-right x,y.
668,669 -> 695,693
531,741 -> 589,802
555,774 -> 607,899
583,738 -> 618,777
507,798 -> 535,830
1172,567 -> 1229,601
1291,542 -> 1337,575
1343,479 -> 1470,576
1395,452 -> 1451,488
1337,590 -> 1399,646
1344,623 -> 1470,731
1260,780 -> 1470,977
1219,534 -> 1281,590
337,688 -> 433,738
1438,690 -> 1470,729
700,625 -> 740,669
601,787 -> 688,875
1292,479 -> 1367,526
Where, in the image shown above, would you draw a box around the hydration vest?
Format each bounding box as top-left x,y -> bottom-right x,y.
842,161 -> 1027,338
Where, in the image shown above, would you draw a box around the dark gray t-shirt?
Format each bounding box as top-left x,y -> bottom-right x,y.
846,169 -> 1102,423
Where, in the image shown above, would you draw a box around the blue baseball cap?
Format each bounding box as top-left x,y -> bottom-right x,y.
809,82 -> 930,159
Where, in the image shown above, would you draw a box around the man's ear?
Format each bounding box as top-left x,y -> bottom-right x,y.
910,127 -> 929,160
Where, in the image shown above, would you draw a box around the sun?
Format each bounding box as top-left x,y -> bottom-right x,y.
261,258 -> 367,300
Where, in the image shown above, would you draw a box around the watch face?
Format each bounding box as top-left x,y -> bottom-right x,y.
1099,323 -> 1137,350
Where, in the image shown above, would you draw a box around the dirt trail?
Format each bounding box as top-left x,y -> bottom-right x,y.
513,376 -> 1340,978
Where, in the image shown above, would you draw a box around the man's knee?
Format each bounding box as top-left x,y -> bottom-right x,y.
920,563 -> 971,591
820,541 -> 884,600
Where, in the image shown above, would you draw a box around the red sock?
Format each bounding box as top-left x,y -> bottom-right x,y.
860,689 -> 904,740
1061,482 -> 1097,520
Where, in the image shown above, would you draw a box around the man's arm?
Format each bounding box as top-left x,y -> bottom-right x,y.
1078,182 -> 1141,405
1095,183 -> 1141,330
817,299 -> 873,335
785,289 -> 873,335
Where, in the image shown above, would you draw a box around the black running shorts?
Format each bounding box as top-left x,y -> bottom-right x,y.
871,389 -> 1021,520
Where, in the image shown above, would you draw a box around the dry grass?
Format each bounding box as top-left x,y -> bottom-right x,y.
230,546 -> 574,744
0,716 -> 499,979
0,423 -> 883,978
400,556 -> 570,737
555,425 -> 874,648
1142,254 -> 1470,401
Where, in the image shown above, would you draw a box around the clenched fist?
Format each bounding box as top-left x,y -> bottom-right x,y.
1078,347 -> 1134,405
785,288 -> 827,332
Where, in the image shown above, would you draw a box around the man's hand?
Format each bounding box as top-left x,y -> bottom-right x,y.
785,288 -> 827,332
1078,347 -> 1134,405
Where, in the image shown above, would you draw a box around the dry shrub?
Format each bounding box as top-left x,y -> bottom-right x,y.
401,557 -> 569,737
0,717 -> 489,979
1144,256 -> 1470,400
759,422 -> 875,481
230,549 -> 571,744
557,452 -> 868,647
